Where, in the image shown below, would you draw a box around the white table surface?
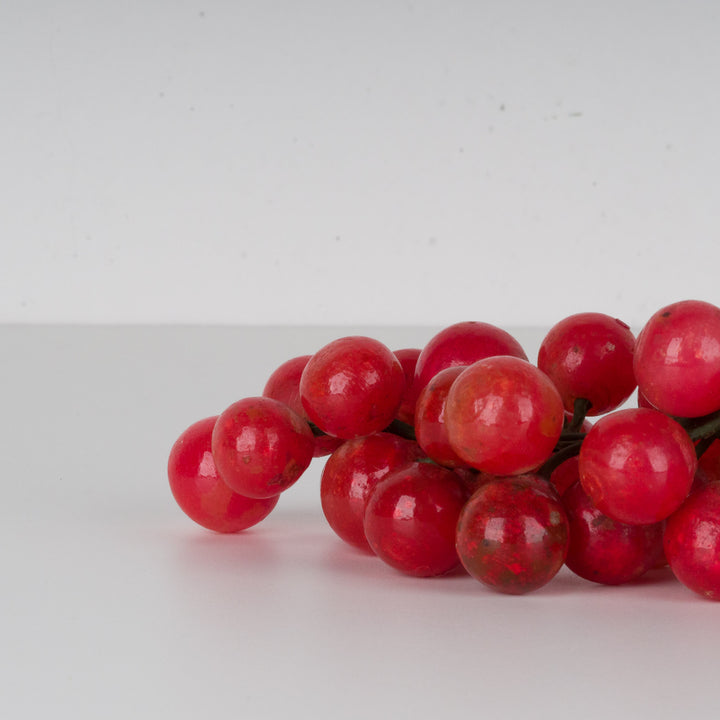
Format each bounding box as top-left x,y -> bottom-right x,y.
2,325 -> 719,719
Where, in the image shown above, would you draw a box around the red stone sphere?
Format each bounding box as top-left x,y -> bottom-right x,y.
445,355 -> 564,476
168,416 -> 279,532
300,336 -> 405,439
211,397 -> 315,499
456,475 -> 569,594
634,299 -> 720,418
538,312 -> 636,415
414,321 -> 527,394
664,481 -> 720,600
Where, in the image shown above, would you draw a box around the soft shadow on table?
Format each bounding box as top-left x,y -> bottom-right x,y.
165,507 -> 706,606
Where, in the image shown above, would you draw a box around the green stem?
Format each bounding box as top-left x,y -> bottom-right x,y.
695,435 -> 715,460
308,421 -> 327,438
567,397 -> 593,432
556,431 -> 587,443
539,439 -> 583,479
307,418 -> 417,442
381,419 -> 417,441
685,407 -> 720,443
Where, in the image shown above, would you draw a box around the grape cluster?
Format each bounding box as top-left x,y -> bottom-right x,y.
167,299 -> 720,600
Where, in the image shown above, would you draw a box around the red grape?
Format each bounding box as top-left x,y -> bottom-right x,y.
456,475 -> 569,594
634,299 -> 720,417
168,417 -> 279,532
364,461 -> 467,577
578,408 -> 697,525
414,321 -> 527,394
300,336 -> 405,439
262,355 -> 310,417
211,397 -> 315,498
664,481 -> 720,600
698,439 -> 720,483
393,347 -> 422,426
538,312 -> 636,415
549,455 -> 580,496
320,433 -> 425,552
445,356 -> 564,475
563,481 -> 663,585
414,366 -> 468,468
263,354 -> 343,457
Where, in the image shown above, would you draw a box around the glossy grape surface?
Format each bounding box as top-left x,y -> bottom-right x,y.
263,354 -> 342,457
578,408 -> 697,525
445,356 -> 564,475
664,482 -> 720,600
549,456 -> 580,497
364,462 -> 467,577
456,475 -> 569,594
320,433 -> 424,552
563,481 -> 663,585
414,321 -> 527,394
414,366 -> 468,468
168,417 -> 279,532
634,299 -> 720,417
263,355 -> 311,416
393,347 -> 421,425
698,440 -> 720,483
538,312 -> 636,415
300,336 -> 405,439
211,396 -> 315,498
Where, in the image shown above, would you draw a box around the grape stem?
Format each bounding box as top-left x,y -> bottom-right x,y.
539,439 -> 584,479
683,409 -> 720,441
308,418 -> 417,442
567,397 -> 592,432
535,398 -> 592,477
382,419 -> 417,441
556,432 -> 587,442
694,436 -> 715,460
679,407 -> 720,458
537,399 -> 593,478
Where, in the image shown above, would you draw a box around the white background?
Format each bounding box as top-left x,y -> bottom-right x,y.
2,0 -> 720,327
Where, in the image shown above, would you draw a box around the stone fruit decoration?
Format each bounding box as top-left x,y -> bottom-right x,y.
168,300 -> 720,600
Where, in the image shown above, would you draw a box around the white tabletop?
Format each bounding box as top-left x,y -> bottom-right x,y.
2,325 -> 718,719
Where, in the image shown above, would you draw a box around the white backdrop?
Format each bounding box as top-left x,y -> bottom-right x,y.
2,0 -> 719,328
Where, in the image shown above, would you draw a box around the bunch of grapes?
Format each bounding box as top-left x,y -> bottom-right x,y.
167,299 -> 720,600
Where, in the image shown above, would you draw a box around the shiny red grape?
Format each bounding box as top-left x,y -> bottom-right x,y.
549,455 -> 581,496
263,354 -> 342,457
393,347 -> 421,425
168,417 -> 279,532
445,355 -> 564,475
538,312 -> 636,415
634,299 -> 720,417
320,433 -> 425,552
413,321 -> 527,394
578,408 -> 697,525
299,336 -> 405,439
698,439 -> 720,483
364,462 -> 467,577
563,481 -> 663,585
456,475 -> 569,594
211,396 -> 315,498
664,481 -> 720,600
263,355 -> 310,416
414,366 -> 468,468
